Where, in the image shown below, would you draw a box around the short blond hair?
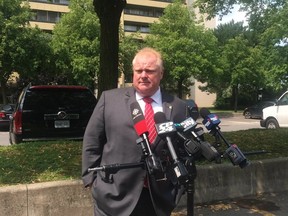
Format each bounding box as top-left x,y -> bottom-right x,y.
132,47 -> 164,72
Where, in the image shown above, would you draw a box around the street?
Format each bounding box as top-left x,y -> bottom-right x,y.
0,129 -> 10,146
213,112 -> 262,132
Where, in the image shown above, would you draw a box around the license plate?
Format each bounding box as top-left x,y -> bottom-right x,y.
54,120 -> 70,128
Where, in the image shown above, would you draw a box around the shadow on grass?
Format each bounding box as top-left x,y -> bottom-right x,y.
0,141 -> 82,186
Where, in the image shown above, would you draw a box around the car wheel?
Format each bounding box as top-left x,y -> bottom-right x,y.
244,111 -> 251,119
265,119 -> 279,129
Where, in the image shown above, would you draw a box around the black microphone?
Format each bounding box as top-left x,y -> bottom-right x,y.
175,117 -> 220,162
154,112 -> 188,183
200,108 -> 250,168
130,102 -> 162,174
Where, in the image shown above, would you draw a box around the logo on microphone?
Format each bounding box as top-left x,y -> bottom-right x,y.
132,108 -> 139,116
132,108 -> 143,120
157,122 -> 177,135
180,117 -> 197,129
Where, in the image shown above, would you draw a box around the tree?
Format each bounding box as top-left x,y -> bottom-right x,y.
146,0 -> 218,98
214,20 -> 247,45
93,0 -> 126,97
260,2 -> 288,92
194,0 -> 286,19
195,0 -> 288,102
211,19 -> 269,109
51,0 -> 101,90
221,36 -> 265,111
0,0 -> 52,103
118,31 -> 144,85
10,29 -> 54,91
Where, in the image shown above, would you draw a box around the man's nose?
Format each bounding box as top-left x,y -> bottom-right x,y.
140,71 -> 148,77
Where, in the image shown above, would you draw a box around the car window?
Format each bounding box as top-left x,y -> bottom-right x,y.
278,93 -> 288,106
23,88 -> 96,111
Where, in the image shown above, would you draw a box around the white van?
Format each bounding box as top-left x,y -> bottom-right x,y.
260,91 -> 288,129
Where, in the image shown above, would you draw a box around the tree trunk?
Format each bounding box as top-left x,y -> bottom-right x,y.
93,0 -> 127,98
1,80 -> 7,104
177,80 -> 183,99
232,84 -> 238,112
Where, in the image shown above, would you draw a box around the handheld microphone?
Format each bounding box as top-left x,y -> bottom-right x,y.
130,102 -> 162,174
176,117 -> 220,162
200,108 -> 221,135
200,108 -> 250,168
154,112 -> 188,183
174,117 -> 197,133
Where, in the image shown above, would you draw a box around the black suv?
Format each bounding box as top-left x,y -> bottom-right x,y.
9,84 -> 97,144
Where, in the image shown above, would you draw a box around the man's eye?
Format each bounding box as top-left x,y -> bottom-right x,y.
135,70 -> 157,74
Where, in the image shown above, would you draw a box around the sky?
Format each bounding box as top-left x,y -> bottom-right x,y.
216,5 -> 247,26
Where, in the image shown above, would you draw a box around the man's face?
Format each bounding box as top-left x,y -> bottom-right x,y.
132,53 -> 163,97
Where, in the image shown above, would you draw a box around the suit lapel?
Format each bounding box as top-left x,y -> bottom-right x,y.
162,92 -> 173,121
162,101 -> 173,121
124,87 -> 137,115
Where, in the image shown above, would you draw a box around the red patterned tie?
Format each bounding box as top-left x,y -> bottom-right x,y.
143,97 -> 157,143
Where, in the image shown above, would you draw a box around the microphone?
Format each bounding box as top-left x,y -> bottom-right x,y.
200,108 -> 221,135
175,117 -> 220,162
130,102 -> 162,174
200,108 -> 250,168
154,112 -> 188,183
174,117 -> 197,133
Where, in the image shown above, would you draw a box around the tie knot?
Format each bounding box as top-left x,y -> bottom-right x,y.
143,97 -> 153,104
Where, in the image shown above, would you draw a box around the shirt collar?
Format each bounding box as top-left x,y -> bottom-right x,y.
136,88 -> 162,105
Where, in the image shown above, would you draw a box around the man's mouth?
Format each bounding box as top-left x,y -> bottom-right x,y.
140,81 -> 150,84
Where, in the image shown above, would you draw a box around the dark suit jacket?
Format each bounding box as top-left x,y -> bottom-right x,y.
82,87 -> 188,216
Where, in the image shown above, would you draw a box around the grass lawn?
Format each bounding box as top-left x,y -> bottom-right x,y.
1,128 -> 288,186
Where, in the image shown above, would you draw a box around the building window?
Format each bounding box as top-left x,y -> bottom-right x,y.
139,26 -> 150,33
153,0 -> 173,2
124,25 -> 138,32
124,5 -> 164,18
124,22 -> 150,33
30,0 -> 69,5
32,10 -> 61,23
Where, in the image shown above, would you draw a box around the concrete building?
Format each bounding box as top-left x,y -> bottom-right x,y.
29,0 -> 70,31
28,0 -> 216,107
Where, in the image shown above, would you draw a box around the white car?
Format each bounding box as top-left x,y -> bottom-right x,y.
260,91 -> 288,129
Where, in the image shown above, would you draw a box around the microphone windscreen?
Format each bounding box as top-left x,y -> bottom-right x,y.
130,102 -> 147,136
200,108 -> 211,119
154,112 -> 167,124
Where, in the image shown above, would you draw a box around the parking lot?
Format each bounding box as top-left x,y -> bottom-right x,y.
0,130 -> 9,146
213,112 -> 262,132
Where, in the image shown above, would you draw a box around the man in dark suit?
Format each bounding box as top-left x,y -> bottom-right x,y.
82,47 -> 189,216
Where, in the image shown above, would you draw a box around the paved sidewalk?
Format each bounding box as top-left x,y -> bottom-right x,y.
173,190 -> 288,216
